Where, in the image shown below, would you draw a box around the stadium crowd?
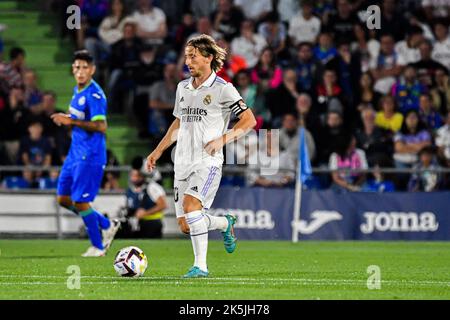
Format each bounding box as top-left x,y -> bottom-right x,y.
1,0 -> 450,192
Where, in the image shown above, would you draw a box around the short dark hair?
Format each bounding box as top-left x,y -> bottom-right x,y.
418,145 -> 435,157
10,47 -> 25,60
73,49 -> 94,64
42,90 -> 57,99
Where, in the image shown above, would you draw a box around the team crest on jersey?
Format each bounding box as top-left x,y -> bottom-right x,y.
78,96 -> 86,106
203,94 -> 212,105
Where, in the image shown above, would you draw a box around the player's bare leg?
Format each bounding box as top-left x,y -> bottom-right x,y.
57,195 -> 78,215
182,194 -> 209,278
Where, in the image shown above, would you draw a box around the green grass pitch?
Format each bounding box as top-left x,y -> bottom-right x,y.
0,239 -> 449,299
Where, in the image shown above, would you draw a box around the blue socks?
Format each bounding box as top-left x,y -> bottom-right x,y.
79,208 -> 111,250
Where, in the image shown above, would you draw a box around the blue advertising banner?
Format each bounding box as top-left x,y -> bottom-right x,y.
209,187 -> 450,241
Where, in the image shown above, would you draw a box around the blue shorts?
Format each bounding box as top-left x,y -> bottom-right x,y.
57,160 -> 105,203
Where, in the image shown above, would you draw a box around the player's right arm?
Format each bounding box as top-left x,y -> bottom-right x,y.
146,118 -> 180,172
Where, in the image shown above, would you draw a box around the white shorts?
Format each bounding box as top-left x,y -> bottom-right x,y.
173,165 -> 222,218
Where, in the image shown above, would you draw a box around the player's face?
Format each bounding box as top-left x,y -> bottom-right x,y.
72,59 -> 95,86
184,46 -> 211,78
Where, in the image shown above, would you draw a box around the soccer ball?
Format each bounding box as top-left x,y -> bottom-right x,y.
113,246 -> 148,277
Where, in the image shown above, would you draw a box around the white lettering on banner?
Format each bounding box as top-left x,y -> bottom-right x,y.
208,208 -> 275,230
360,212 -> 439,234
295,210 -> 343,234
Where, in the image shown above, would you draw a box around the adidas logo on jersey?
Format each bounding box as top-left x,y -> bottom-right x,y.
190,186 -> 198,192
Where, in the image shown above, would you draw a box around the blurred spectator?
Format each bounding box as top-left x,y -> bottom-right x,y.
148,63 -> 178,138
124,169 -> 166,238
265,68 -> 298,127
394,26 -> 423,65
324,0 -> 359,43
313,32 -> 337,65
391,65 -> 426,114
250,47 -> 282,91
355,106 -> 393,166
2,170 -> 36,189
211,0 -> 245,40
131,0 -> 167,45
393,109 -> 432,168
419,93 -> 443,131
257,11 -> 287,56
277,0 -> 300,24
408,146 -> 443,192
315,110 -> 347,165
231,20 -> 267,69
312,0 -> 334,25
18,121 -> 52,167
296,93 -> 321,136
351,24 -> 380,73
375,95 -> 404,132
191,0 -> 218,20
102,149 -> 122,191
436,110 -> 450,166
291,42 -> 323,94
430,67 -> 450,116
215,38 -> 247,82
38,169 -> 59,190
86,0 -> 128,65
361,156 -> 396,192
77,0 -> 109,49
280,113 -> 316,162
431,20 -> 450,71
23,69 -> 42,109
315,69 -> 344,116
234,0 -> 272,23
247,129 -> 296,188
422,0 -> 450,20
378,0 -> 409,41
329,134 -> 368,192
234,70 -> 268,122
0,47 -> 26,92
173,12 -> 197,52
412,39 -> 447,89
288,0 -> 321,46
370,34 -> 404,94
188,16 -> 223,42
355,72 -> 382,112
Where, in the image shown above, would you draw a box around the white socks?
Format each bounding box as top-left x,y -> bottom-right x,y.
203,212 -> 228,232
185,210 -> 208,272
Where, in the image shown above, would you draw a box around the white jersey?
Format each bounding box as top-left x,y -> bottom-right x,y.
172,71 -> 247,180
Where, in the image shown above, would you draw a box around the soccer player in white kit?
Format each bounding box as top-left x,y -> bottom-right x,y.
146,34 -> 256,278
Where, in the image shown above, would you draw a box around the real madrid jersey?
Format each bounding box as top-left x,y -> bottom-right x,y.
67,80 -> 107,165
172,71 -> 247,180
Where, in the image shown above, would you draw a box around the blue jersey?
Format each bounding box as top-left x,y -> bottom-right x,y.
67,80 -> 107,165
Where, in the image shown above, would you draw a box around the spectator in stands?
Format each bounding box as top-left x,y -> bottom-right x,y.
18,121 -> 52,167
0,47 -> 26,92
422,0 -> 450,21
313,32 -> 337,65
86,0 -> 128,65
234,0 -> 272,23
280,113 -> 316,162
211,0 -> 245,40
38,169 -> 59,190
247,128 -> 296,188
264,68 -> 298,127
431,20 -> 450,71
324,0 -> 359,43
378,0 -> 409,41
391,65 -> 426,114
257,11 -> 287,57
215,37 -> 247,82
131,0 -> 167,45
436,111 -> 450,167
329,134 -> 368,192
371,33 -> 405,94
315,68 -> 344,116
296,93 -> 321,136
408,146 -> 443,192
250,47 -> 282,91
188,16 -> 222,42
292,42 -> 323,94
394,26 -> 423,65
355,72 -> 382,113
419,93 -> 443,131
234,70 -> 268,122
412,39 -> 447,89
355,106 -> 393,166
393,109 -> 432,168
148,63 -> 178,138
361,157 -> 395,192
351,23 -> 380,73
430,67 -> 450,116
102,149 -> 122,191
315,110 -> 347,165
173,12 -> 197,52
191,0 -> 217,20
76,0 -> 109,49
375,95 -> 404,132
125,169 -> 167,238
2,169 -> 36,189
288,0 -> 321,47
231,20 -> 267,69
23,69 -> 42,109
277,0 -> 300,24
